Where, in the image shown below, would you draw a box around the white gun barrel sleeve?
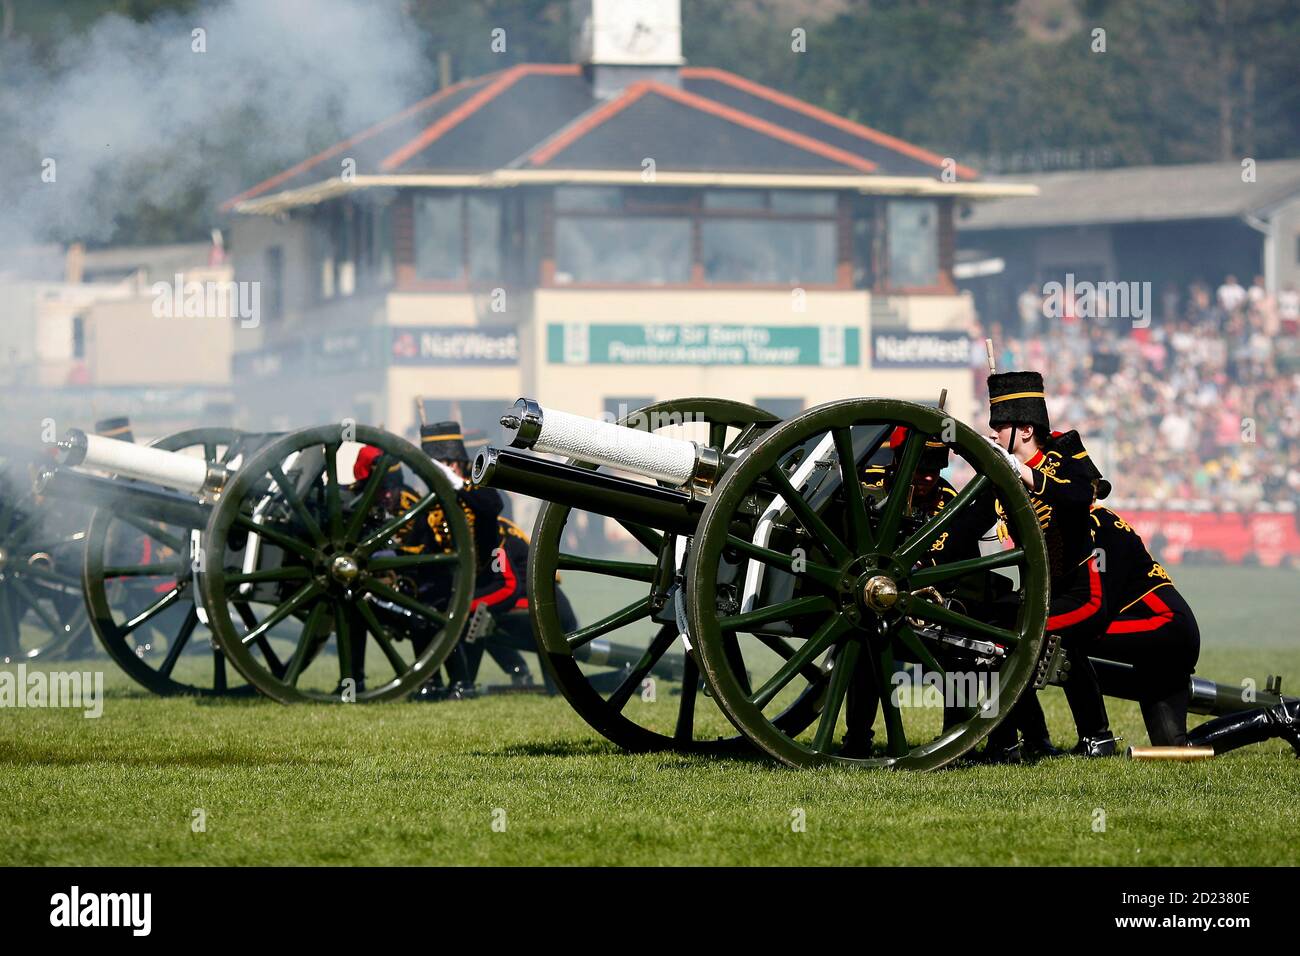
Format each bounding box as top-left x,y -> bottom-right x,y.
79,433 -> 210,493
532,407 -> 698,485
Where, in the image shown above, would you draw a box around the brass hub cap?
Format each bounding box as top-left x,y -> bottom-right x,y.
862,574 -> 900,614
329,553 -> 361,585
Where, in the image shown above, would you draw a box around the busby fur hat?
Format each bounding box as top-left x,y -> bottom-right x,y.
888,426 -> 949,472
1048,429 -> 1111,500
987,370 -> 1050,432
421,421 -> 470,462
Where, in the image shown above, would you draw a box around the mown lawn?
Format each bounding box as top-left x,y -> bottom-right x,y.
1,566 -> 1297,866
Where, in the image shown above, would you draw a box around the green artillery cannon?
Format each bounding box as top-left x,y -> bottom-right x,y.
475,396 -> 1298,768
474,396 -> 1052,768
37,423 -> 476,702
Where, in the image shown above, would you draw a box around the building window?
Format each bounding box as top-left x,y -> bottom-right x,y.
335,204 -> 356,296
552,187 -> 841,287
770,190 -> 837,215
850,195 -> 877,289
413,194 -> 463,280
701,220 -> 835,284
555,186 -> 622,211
314,200 -> 389,300
467,196 -> 502,281
411,193 -> 504,284
555,217 -> 692,284
363,201 -> 394,287
702,189 -> 766,211
887,200 -> 939,289
71,315 -> 85,359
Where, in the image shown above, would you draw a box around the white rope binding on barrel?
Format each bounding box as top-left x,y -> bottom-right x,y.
530,407 -> 698,486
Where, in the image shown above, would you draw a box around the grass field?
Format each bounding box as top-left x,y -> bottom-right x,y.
2,566 -> 1297,866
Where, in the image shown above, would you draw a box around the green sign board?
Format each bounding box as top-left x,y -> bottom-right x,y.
547,323 -> 860,367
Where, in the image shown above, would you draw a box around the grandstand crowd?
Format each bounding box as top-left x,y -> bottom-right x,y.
973,274 -> 1300,511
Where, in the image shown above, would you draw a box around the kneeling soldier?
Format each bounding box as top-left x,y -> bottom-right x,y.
1052,431 -> 1202,746
953,371 -> 1115,758
414,422 -> 536,693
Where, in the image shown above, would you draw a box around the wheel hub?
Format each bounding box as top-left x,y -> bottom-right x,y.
329,553 -> 361,585
862,574 -> 900,614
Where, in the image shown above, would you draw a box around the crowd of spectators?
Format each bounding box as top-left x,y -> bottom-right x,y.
972,274 -> 1300,511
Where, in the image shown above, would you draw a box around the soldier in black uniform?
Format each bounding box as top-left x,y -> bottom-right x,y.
862,427 -> 972,546
1062,438 -> 1298,755
945,372 -> 1116,758
1089,505 -> 1201,744
1040,431 -> 1203,746
410,422 -> 537,692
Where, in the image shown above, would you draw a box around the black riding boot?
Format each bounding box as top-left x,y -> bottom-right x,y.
1140,684 -> 1191,747
1014,691 -> 1063,758
1187,699 -> 1300,756
841,658 -> 878,758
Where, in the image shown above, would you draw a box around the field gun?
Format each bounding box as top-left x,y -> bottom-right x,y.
36,423 -> 475,702
474,396 -> 1053,768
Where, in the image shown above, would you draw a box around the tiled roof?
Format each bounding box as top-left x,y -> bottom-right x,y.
962,159 -> 1300,230
223,63 -> 974,210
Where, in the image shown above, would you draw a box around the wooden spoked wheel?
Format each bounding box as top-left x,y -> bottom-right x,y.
686,399 -> 1049,770
198,425 -> 474,703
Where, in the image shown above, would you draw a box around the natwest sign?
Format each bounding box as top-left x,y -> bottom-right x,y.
390,327 -> 518,365
871,331 -> 970,368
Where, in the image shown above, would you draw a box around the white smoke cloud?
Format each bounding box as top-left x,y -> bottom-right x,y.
0,0 -> 430,248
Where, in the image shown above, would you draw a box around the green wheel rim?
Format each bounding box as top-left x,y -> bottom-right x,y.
199,425 -> 474,703
686,398 -> 1049,770
529,397 -> 836,752
83,427 -> 253,695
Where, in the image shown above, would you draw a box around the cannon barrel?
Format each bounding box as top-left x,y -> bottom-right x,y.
54,428 -> 228,495
1091,658 -> 1294,716
36,467 -> 212,529
476,615 -> 686,682
498,398 -> 721,488
574,636 -> 686,682
473,447 -> 701,536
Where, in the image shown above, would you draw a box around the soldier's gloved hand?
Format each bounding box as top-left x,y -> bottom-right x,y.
986,437 -> 1024,479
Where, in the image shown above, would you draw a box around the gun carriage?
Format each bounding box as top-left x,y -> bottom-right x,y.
38,423 -> 476,702
475,396 -> 1052,769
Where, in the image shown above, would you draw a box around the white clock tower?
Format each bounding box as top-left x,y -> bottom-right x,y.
571,0 -> 685,97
